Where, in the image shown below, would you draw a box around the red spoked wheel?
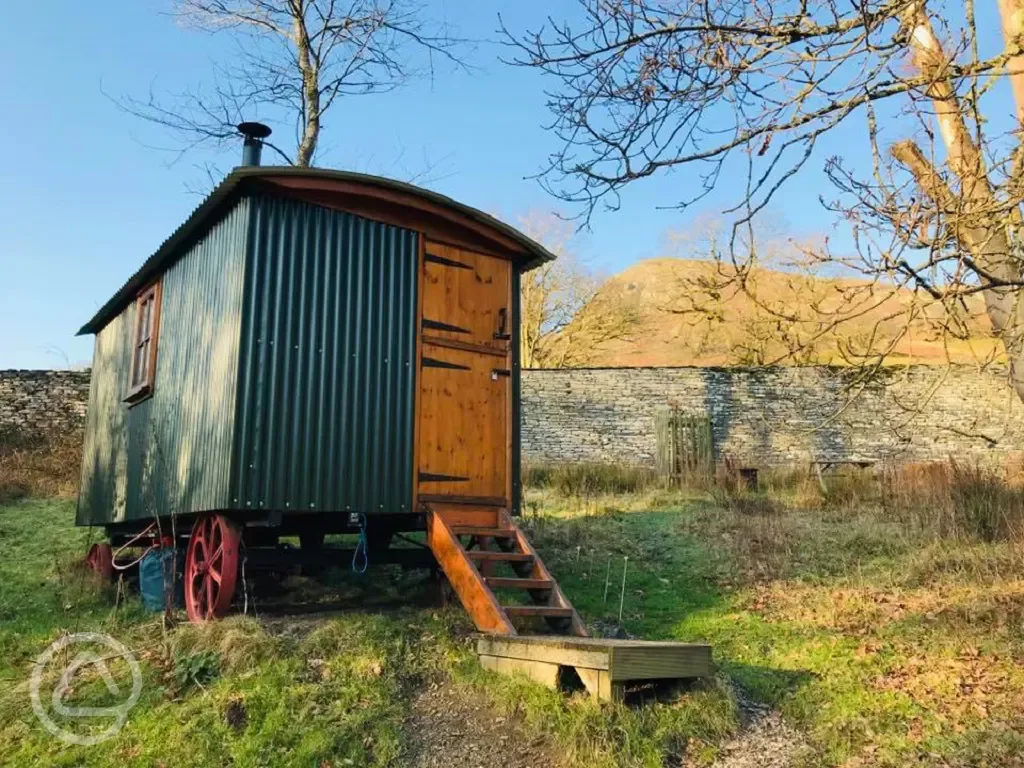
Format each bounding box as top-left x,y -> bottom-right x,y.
85,542 -> 114,580
185,514 -> 241,623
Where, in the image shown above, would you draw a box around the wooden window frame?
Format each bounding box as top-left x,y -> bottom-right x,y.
125,279 -> 162,405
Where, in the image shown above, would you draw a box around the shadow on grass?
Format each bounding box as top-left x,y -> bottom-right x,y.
520,505 -> 817,705
252,566 -> 444,617
719,662 -> 818,705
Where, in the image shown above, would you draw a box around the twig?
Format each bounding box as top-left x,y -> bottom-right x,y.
618,556 -> 629,623
603,556 -> 612,605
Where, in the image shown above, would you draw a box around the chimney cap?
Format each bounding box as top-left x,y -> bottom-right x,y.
237,121 -> 272,140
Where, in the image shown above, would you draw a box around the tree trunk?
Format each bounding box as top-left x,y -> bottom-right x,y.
899,4 -> 1024,401
294,12 -> 320,167
975,233 -> 1024,402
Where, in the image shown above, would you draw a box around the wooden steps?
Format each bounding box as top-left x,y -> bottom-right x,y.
466,551 -> 533,564
477,635 -> 713,701
425,507 -> 715,700
425,507 -> 587,636
451,526 -> 517,539
503,606 -> 574,619
485,577 -> 552,590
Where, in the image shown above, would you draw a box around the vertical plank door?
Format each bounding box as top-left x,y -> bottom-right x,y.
417,241 -> 512,505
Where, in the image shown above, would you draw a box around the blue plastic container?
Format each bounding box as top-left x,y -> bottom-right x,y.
138,548 -> 183,611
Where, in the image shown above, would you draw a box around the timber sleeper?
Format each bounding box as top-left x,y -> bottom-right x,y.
477,635 -> 713,702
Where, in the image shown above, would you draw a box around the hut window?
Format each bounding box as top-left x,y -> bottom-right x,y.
126,280 -> 162,402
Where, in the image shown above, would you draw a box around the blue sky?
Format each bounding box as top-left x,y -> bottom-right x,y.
0,0 -> 995,369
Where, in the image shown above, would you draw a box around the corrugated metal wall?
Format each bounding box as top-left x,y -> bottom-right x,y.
232,196 -> 418,515
77,311 -> 132,525
77,200 -> 250,525
136,199 -> 250,519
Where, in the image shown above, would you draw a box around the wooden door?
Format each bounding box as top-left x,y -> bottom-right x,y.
417,241 -> 512,505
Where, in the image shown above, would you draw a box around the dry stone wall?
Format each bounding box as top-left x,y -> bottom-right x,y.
2,366 -> 1022,467
0,370 -> 91,437
522,366 -> 1024,467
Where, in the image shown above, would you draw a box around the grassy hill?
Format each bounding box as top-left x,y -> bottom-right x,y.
588,258 -> 1001,368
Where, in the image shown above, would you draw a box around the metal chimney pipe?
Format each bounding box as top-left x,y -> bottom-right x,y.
237,122 -> 273,167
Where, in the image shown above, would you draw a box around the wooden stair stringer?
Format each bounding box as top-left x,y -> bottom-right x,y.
499,511 -> 588,637
427,507 -> 588,638
426,509 -> 517,635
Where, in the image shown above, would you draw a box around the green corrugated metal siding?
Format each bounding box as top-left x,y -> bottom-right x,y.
77,201 -> 250,526
124,396 -> 152,519
77,311 -> 133,525
231,195 -> 418,515
138,199 -> 249,520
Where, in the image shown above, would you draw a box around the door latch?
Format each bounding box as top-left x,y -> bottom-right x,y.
491,368 -> 511,380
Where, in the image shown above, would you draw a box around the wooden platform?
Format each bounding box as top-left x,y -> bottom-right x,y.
477,634 -> 712,701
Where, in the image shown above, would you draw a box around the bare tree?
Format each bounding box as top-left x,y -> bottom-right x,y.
518,212 -> 641,368
505,1 -> 1024,400
121,0 -> 464,167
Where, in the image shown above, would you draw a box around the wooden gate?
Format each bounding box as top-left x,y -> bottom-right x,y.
416,241 -> 512,506
655,410 -> 714,485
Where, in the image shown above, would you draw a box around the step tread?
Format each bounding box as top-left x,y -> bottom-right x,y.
503,605 -> 574,618
451,526 -> 517,538
466,551 -> 533,563
485,577 -> 553,590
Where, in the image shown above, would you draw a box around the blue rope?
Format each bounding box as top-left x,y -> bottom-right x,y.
352,513 -> 369,574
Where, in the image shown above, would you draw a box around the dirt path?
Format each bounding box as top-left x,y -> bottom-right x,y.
700,695 -> 810,768
258,607 -> 562,767
257,601 -> 805,768
404,680 -> 562,768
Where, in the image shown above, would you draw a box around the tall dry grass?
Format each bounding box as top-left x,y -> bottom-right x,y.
881,460 -> 1024,543
525,457 -> 1024,547
0,431 -> 82,503
711,460 -> 1024,544
523,461 -> 658,496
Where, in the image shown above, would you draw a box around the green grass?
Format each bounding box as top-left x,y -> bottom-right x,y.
0,499 -> 457,767
520,488 -> 1024,767
0,500 -> 145,678
5,484 -> 1022,767
0,498 -> 736,767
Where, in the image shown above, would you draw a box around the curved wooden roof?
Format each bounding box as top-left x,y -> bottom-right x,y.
79,167 -> 555,335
